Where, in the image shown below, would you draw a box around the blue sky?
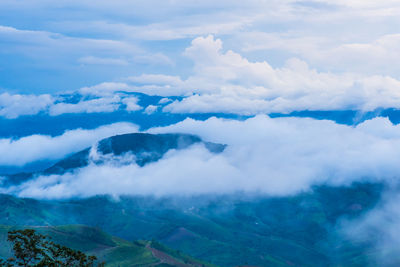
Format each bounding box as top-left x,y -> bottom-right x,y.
2,0 -> 400,94
2,1 -> 400,119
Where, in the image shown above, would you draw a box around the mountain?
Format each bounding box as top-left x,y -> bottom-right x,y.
45,133 -> 225,172
0,132 -> 394,266
0,224 -> 215,267
0,182 -> 386,266
4,133 -> 226,185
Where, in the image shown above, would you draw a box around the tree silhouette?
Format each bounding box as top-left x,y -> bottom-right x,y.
0,229 -> 104,267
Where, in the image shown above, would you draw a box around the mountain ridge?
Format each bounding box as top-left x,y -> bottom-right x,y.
3,133 -> 226,186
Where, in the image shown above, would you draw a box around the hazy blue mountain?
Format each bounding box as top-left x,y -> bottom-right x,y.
3,133 -> 226,185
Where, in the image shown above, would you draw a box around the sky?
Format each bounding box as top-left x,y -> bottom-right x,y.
2,1 -> 400,118
1,0 -> 400,94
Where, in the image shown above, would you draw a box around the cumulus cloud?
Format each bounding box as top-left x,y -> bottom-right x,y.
6,115 -> 400,198
5,35 -> 400,118
0,93 -> 53,119
0,122 -> 138,166
118,36 -> 400,114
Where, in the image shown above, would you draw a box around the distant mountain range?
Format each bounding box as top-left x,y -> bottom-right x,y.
1,91 -> 400,140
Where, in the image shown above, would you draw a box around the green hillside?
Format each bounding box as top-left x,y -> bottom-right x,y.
0,182 -> 388,266
0,225 -> 214,267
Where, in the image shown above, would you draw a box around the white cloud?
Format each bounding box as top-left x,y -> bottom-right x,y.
158,98 -> 172,104
0,122 -> 138,166
0,25 -> 141,61
5,34 -> 400,118
2,0 -> 400,91
325,34 -> 400,72
126,74 -> 188,96
243,32 -> 400,75
321,0 -> 400,9
79,82 -> 131,96
118,36 -> 400,114
122,96 -> 141,111
92,19 -> 251,41
3,0 -> 399,22
78,56 -> 129,66
0,90 -> 145,118
129,74 -> 184,86
133,53 -> 174,66
342,190 -> 400,264
0,93 -> 53,119
144,105 -> 158,115
7,115 -> 400,198
49,95 -> 122,116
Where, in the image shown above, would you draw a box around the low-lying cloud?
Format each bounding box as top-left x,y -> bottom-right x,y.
4,115 -> 400,198
0,122 -> 138,167
0,93 -> 53,119
49,95 -> 123,116
0,91 -> 143,118
341,189 -> 400,265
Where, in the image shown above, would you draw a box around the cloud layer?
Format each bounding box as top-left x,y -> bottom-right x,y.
4,115 -> 400,198
168,36 -> 400,113
4,35 -> 400,119
0,122 -> 138,166
0,92 -> 144,118
96,36 -> 400,114
342,190 -> 400,264
0,93 -> 53,119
